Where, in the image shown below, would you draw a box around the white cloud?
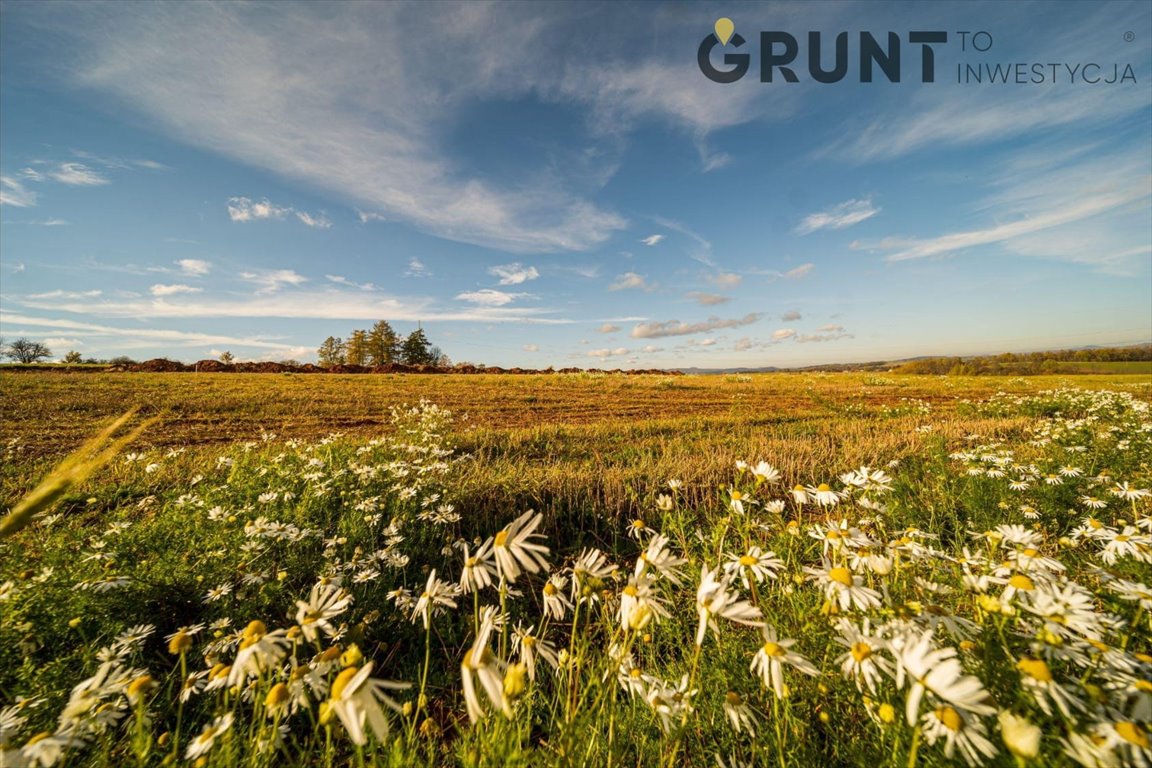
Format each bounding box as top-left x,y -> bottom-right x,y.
227,197 -> 291,222
782,263 -> 814,280
295,211 -> 332,228
0,176 -> 37,207
239,269 -> 308,294
49,162 -> 109,186
455,289 -> 527,306
772,328 -> 796,341
597,323 -> 620,334
687,291 -> 730,306
1,311 -> 312,354
489,263 -> 539,285
35,4 -> 659,252
640,234 -> 664,246
817,324 -> 844,332
33,218 -> 70,226
523,344 -> 539,352
43,337 -> 84,351
608,272 -> 648,291
796,330 -> 852,343
405,258 -> 430,278
707,272 -> 742,289
641,345 -> 662,353
796,199 -> 878,235
150,283 -> 202,296
588,347 -> 630,358
631,313 -> 762,339
28,289 -> 103,299
176,259 -> 211,276
781,310 -> 802,321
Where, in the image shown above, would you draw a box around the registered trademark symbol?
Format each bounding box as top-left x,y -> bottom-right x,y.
1124,31 -> 1135,42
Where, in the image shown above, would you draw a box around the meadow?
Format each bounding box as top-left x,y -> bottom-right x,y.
1,371 -> 1150,767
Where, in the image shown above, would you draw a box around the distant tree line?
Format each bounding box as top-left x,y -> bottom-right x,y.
893,345 -> 1152,375
316,321 -> 449,368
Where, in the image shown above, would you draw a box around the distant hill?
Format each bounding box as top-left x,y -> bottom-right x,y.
677,343 -> 1152,376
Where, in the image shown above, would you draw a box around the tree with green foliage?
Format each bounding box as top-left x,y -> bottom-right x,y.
63,350 -> 83,364
317,336 -> 347,368
400,328 -> 434,365
366,321 -> 400,365
345,330 -> 369,366
219,351 -> 235,364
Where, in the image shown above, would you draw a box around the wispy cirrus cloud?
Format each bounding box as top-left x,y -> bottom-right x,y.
796,199 -> 878,235
631,313 -> 762,339
640,234 -> 664,246
48,162 -> 109,186
0,176 -> 37,207
855,146 -> 1150,273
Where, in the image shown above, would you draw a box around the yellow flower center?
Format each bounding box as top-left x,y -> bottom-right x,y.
817,483 -> 831,492
330,667 -> 359,700
762,642 -> 784,657
878,703 -> 896,724
623,585 -> 639,598
1134,680 -> 1152,693
127,675 -> 154,700
850,642 -> 872,662
168,632 -> 192,655
25,732 -> 52,747
503,663 -> 528,699
1115,722 -> 1149,749
935,706 -> 963,732
494,530 -> 510,548
631,520 -> 645,529
543,582 -> 557,596
731,491 -> 745,501
1008,574 -> 1035,591
1115,535 -> 1129,542
265,683 -> 290,707
629,667 -> 642,679
829,567 -> 854,587
739,555 -> 758,567
1017,657 -> 1052,682
793,485 -> 805,492
1022,548 -> 1038,558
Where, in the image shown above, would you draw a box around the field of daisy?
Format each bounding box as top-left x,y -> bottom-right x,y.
1,372 -> 1150,767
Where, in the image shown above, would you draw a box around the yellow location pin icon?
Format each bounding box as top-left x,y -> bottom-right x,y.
714,17 -> 735,45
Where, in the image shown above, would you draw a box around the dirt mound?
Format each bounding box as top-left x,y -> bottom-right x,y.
131,358 -> 190,372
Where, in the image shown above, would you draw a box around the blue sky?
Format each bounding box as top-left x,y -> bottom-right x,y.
1,1 -> 1149,368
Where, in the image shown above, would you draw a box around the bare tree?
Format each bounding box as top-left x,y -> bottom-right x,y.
5,338 -> 52,364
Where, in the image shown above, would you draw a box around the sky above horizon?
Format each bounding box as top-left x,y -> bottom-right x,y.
1,1 -> 1149,368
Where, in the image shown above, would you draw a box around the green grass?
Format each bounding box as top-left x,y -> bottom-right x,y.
1,377 -> 1150,767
